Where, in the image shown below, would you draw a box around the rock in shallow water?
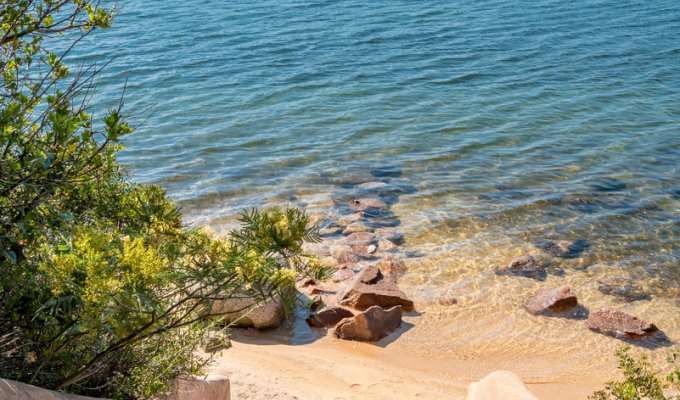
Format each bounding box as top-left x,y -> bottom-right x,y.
495,255 -> 546,280
597,276 -> 651,302
345,231 -> 377,246
586,308 -> 658,339
306,306 -> 355,328
523,285 -> 578,315
334,305 -> 402,342
339,266 -> 414,311
348,198 -> 388,212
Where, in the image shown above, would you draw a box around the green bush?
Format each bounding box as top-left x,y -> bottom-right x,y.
1,1 -> 325,398
592,347 -> 680,400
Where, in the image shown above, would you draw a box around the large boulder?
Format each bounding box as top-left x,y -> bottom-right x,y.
334,305 -> 402,342
210,296 -> 284,330
524,285 -> 578,315
306,306 -> 355,328
495,255 -> 546,280
338,266 -> 414,311
586,308 -> 658,339
467,371 -> 538,400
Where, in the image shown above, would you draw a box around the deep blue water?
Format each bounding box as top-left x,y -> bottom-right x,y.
70,1 -> 679,287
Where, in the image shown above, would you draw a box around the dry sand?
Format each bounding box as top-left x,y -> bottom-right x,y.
208,325 -> 604,400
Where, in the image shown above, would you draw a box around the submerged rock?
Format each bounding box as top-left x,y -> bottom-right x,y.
586,308 -> 658,339
345,231 -> 377,246
495,255 -> 546,280
534,239 -> 589,258
524,285 -> 578,315
597,276 -> 651,302
339,266 -> 414,311
306,306 -> 355,328
348,198 -> 388,212
334,305 -> 402,342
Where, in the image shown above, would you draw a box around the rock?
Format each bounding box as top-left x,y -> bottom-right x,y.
339,266 -> 414,311
349,245 -> 377,259
467,371 -> 538,400
597,277 -> 651,301
345,232 -> 377,246
495,255 -> 546,280
337,250 -> 360,264
172,375 -> 231,400
337,212 -> 365,225
319,225 -> 343,236
348,198 -> 388,212
376,257 -> 407,275
210,296 -> 284,330
343,221 -> 374,235
0,377 -> 102,399
586,308 -> 658,339
306,306 -> 355,328
332,268 -> 355,282
523,285 -> 578,315
535,239 -> 589,258
382,230 -> 405,245
378,238 -> 398,252
334,305 -> 402,341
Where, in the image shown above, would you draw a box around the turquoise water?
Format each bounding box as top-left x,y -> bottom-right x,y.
74,1 -> 679,292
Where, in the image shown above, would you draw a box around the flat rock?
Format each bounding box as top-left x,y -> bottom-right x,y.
339,266 -> 414,311
348,198 -> 388,212
306,306 -> 355,328
495,255 -> 546,280
345,231 -> 377,246
586,308 -> 658,339
524,285 -> 578,315
334,305 -> 402,341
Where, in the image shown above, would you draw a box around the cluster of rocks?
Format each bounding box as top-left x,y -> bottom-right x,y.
305,265 -> 414,342
499,254 -> 661,341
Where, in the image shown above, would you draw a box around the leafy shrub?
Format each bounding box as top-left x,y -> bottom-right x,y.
592,347 -> 680,400
1,1 -> 325,398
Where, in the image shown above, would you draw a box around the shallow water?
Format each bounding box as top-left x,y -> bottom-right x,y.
73,0 -> 678,365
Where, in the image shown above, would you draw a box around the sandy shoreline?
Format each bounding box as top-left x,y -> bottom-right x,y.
208,322 -> 606,400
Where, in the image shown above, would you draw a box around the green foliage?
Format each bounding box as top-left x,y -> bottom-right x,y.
592,347 -> 680,400
0,1 -> 325,398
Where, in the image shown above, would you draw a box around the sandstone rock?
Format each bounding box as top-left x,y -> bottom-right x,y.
348,198 -> 388,212
495,255 -> 546,280
523,285 -> 578,315
597,277 -> 650,301
376,257 -> 407,275
334,305 -> 402,341
345,232 -> 377,246
0,378 -> 100,400
337,250 -> 360,264
376,229 -> 405,245
339,266 -> 414,311
586,308 -> 658,339
211,296 -> 284,330
467,371 -> 538,400
338,212 -> 365,225
172,375 -> 231,400
332,268 -> 355,282
306,306 -> 355,328
349,245 -> 377,259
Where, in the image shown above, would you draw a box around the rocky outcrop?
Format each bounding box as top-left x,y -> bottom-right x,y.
524,285 -> 578,315
495,255 -> 546,280
334,305 -> 402,341
467,371 -> 538,400
306,306 -> 355,328
586,308 -> 658,339
210,296 -> 284,330
338,266 -> 414,311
